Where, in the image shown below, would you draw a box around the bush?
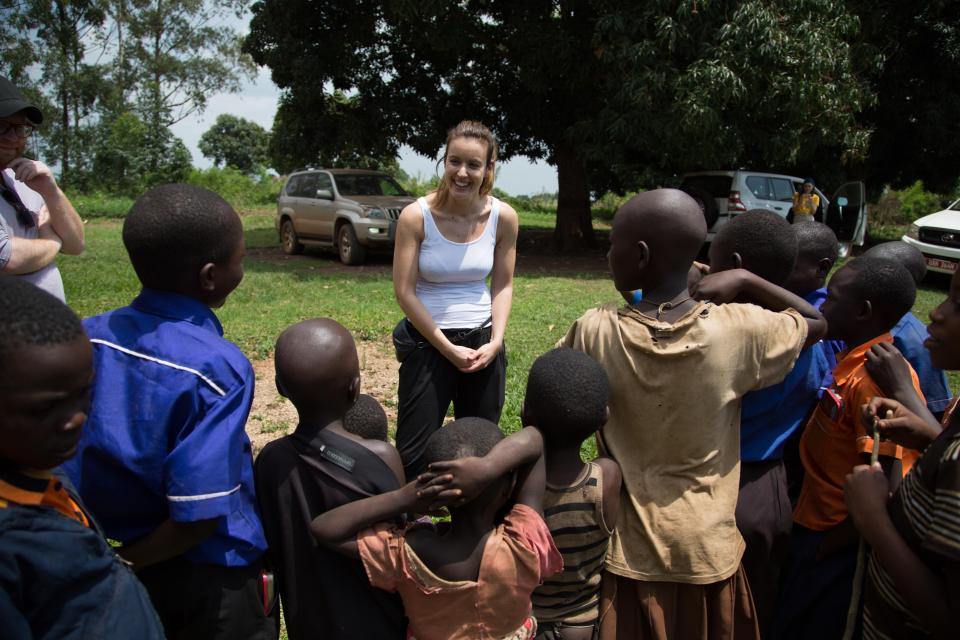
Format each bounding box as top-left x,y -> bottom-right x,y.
71,192 -> 135,219
186,167 -> 282,210
872,180 -> 949,226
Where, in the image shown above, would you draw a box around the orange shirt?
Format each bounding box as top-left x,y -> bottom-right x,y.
358,504 -> 562,640
794,334 -> 922,531
0,468 -> 90,527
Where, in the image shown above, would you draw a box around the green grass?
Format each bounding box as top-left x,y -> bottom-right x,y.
71,193 -> 135,219
56,212 -> 956,640
58,213 -> 615,440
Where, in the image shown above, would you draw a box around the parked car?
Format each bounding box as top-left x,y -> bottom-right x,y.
902,198 -> 960,275
276,169 -> 415,265
679,170 -> 867,255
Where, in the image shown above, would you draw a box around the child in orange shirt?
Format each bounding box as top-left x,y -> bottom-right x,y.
845,266 -> 960,639
773,256 -> 924,640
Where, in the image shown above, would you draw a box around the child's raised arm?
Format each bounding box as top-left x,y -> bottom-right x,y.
691,268 -> 826,347
310,479 -> 446,558
424,426 -> 545,511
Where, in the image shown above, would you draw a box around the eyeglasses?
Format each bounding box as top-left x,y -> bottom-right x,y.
0,122 -> 36,138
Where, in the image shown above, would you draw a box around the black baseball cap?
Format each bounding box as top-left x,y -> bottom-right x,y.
0,77 -> 43,124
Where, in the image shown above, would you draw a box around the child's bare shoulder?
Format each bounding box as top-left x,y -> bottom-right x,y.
349,435 -> 406,485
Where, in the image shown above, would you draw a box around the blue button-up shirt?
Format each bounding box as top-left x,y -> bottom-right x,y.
890,312 -> 953,416
62,289 -> 266,567
740,288 -> 834,462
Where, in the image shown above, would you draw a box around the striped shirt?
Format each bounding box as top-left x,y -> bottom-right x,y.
862,401 -> 960,639
532,462 -> 613,626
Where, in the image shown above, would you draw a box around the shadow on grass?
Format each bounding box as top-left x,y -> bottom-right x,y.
243,225 -> 613,281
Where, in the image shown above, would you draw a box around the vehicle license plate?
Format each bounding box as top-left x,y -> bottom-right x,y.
926,257 -> 958,273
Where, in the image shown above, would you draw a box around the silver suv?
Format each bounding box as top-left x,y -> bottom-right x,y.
276,169 -> 415,265
680,170 -> 867,254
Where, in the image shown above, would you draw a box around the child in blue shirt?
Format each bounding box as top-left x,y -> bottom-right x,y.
864,241 -> 953,420
708,211 -> 834,634
0,277 -> 165,639
62,184 -> 275,639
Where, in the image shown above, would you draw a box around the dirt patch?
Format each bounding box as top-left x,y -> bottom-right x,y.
246,338 -> 400,456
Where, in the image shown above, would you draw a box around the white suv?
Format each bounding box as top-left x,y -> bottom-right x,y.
902,199 -> 960,274
679,171 -> 867,253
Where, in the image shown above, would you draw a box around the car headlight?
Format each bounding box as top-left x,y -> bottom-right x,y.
906,223 -> 920,240
362,206 -> 387,219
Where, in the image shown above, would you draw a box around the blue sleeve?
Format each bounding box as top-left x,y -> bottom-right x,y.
893,316 -> 953,414
163,367 -> 255,522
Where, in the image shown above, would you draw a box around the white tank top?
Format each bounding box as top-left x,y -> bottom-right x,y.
416,196 -> 499,329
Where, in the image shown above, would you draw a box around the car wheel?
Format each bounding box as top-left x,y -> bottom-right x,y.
281,219 -> 304,255
338,223 -> 367,265
681,186 -> 720,229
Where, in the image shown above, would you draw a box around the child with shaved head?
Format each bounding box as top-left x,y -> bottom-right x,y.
863,241 -> 953,420
560,189 -> 826,640
254,318 -> 407,639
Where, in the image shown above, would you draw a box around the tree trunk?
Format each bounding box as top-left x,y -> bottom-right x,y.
553,144 -> 595,250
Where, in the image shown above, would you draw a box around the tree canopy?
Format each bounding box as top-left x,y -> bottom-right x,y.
245,0 -> 880,248
199,113 -> 270,173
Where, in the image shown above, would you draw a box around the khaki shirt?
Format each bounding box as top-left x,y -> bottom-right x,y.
560,301 -> 806,583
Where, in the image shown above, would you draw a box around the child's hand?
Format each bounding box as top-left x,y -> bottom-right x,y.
861,397 -> 940,450
420,456 -> 496,507
689,269 -> 748,304
844,462 -> 891,539
407,473 -> 457,513
864,343 -> 914,398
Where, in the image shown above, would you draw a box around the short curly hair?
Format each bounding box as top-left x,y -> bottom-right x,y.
0,278 -> 84,355
794,222 -> 839,265
524,348 -> 609,447
422,417 -> 503,468
343,394 -> 389,442
865,241 -> 926,285
713,210 -> 798,285
122,183 -> 240,289
844,256 -> 917,330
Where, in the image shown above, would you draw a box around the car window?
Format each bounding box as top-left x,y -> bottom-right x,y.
771,178 -> 794,202
284,175 -> 302,197
298,174 -> 319,198
950,199 -> 960,212
746,176 -> 772,200
335,175 -> 408,196
679,175 -> 732,197
316,173 -> 333,191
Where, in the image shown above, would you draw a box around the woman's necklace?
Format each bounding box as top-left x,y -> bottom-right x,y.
632,295 -> 693,321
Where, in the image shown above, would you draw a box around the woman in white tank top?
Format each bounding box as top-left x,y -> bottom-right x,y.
392,120 -> 519,478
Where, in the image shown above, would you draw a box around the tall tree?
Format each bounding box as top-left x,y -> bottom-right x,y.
198,113 -> 270,173
245,0 -> 873,249
119,0 -> 256,171
850,0 -> 960,194
1,0 -> 107,189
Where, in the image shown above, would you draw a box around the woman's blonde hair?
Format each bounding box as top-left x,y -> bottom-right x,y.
432,120 -> 498,210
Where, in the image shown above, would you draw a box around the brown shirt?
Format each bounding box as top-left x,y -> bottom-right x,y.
561,301 -> 806,583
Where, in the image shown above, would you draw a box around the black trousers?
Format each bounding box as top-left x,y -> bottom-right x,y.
396,323 -> 506,479
137,556 -> 278,640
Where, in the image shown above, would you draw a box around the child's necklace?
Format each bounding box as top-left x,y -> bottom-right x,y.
632,295 -> 693,321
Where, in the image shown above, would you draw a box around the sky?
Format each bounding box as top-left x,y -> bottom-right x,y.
169,67 -> 560,196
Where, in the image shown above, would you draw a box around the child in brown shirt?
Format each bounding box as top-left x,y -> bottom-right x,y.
561,189 -> 826,640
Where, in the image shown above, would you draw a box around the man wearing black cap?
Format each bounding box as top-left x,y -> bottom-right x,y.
0,76 -> 84,302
